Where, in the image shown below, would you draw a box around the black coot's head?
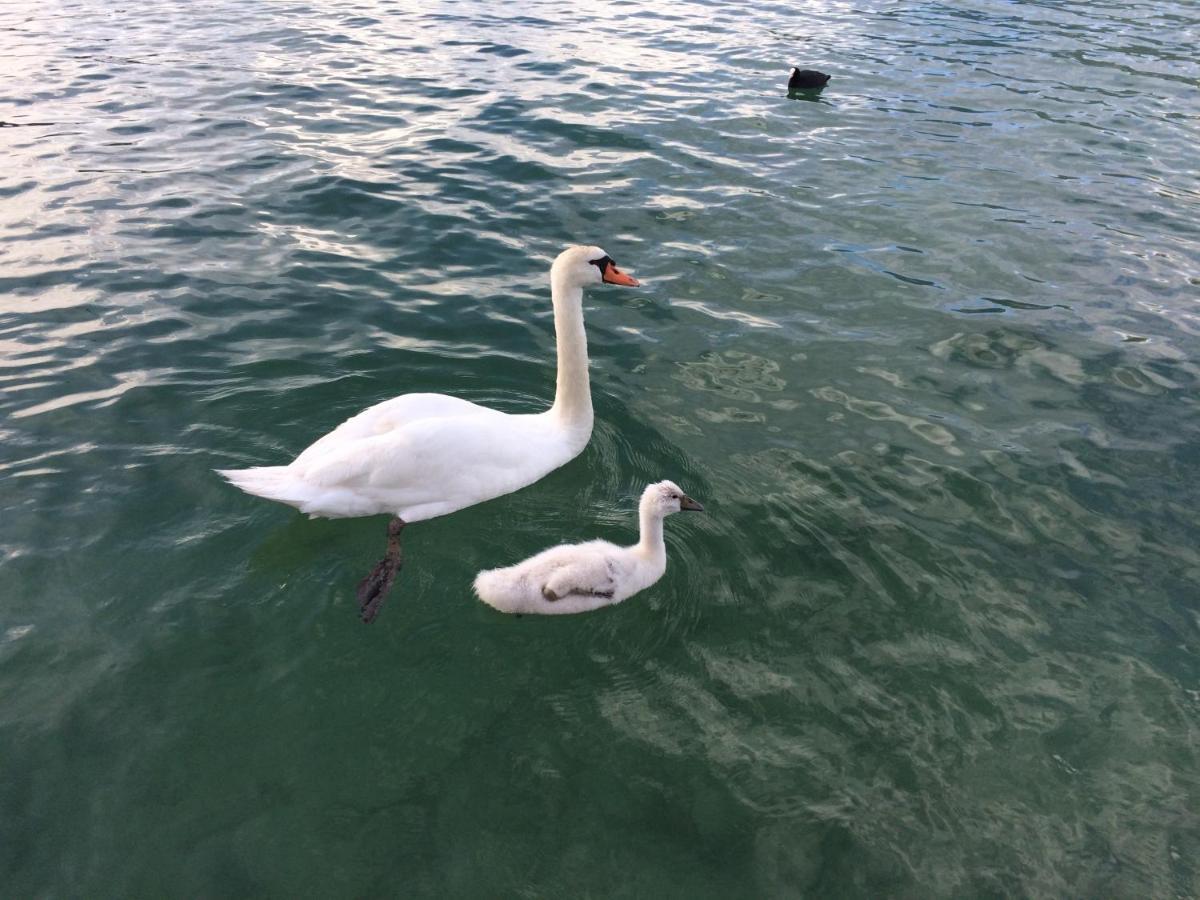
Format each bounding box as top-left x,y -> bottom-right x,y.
789,68 -> 831,90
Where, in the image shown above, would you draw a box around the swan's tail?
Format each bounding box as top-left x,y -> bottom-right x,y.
217,466 -> 310,510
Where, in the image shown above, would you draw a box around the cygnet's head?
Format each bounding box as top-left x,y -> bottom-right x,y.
641,480 -> 704,516
552,245 -> 640,290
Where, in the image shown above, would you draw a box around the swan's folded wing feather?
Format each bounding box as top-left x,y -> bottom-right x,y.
293,393 -> 493,468
296,412 -> 561,512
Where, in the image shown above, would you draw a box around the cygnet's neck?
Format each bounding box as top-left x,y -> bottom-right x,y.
636,500 -> 667,560
547,267 -> 592,434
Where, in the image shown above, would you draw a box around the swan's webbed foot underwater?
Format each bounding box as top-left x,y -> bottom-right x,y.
357,516 -> 405,624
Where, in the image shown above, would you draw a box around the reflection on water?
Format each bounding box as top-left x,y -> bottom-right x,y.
2,0 -> 1199,895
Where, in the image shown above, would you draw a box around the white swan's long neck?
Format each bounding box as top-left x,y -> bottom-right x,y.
548,269 -> 592,432
636,502 -> 666,561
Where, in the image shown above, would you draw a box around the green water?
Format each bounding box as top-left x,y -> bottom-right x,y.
2,0 -> 1198,895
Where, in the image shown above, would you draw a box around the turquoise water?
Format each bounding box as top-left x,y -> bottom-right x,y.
3,0 -> 1199,895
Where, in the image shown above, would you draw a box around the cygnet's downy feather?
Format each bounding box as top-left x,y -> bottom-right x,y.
474,480 -> 704,615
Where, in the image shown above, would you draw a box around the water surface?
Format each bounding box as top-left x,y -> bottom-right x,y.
2,0 -> 1198,895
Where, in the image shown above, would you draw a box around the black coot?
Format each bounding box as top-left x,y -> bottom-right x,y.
789,68 -> 831,90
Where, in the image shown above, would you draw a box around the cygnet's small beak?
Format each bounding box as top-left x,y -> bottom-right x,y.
680,495 -> 704,512
603,263 -> 640,287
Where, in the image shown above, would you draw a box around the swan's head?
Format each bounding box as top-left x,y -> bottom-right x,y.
552,245 -> 640,290
642,480 -> 704,516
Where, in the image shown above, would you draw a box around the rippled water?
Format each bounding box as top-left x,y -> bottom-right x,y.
3,0 -> 1199,895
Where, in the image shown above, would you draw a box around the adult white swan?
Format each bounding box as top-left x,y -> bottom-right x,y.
218,245 -> 640,622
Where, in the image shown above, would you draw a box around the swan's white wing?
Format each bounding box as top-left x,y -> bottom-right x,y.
293,393 -> 492,468
292,410 -> 573,521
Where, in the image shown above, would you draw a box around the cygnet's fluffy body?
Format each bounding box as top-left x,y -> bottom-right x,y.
474,481 -> 703,615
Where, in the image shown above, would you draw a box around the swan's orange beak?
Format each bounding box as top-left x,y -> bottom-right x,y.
603,264 -> 640,287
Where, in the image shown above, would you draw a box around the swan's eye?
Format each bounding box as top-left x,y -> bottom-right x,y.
588,255 -> 613,275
